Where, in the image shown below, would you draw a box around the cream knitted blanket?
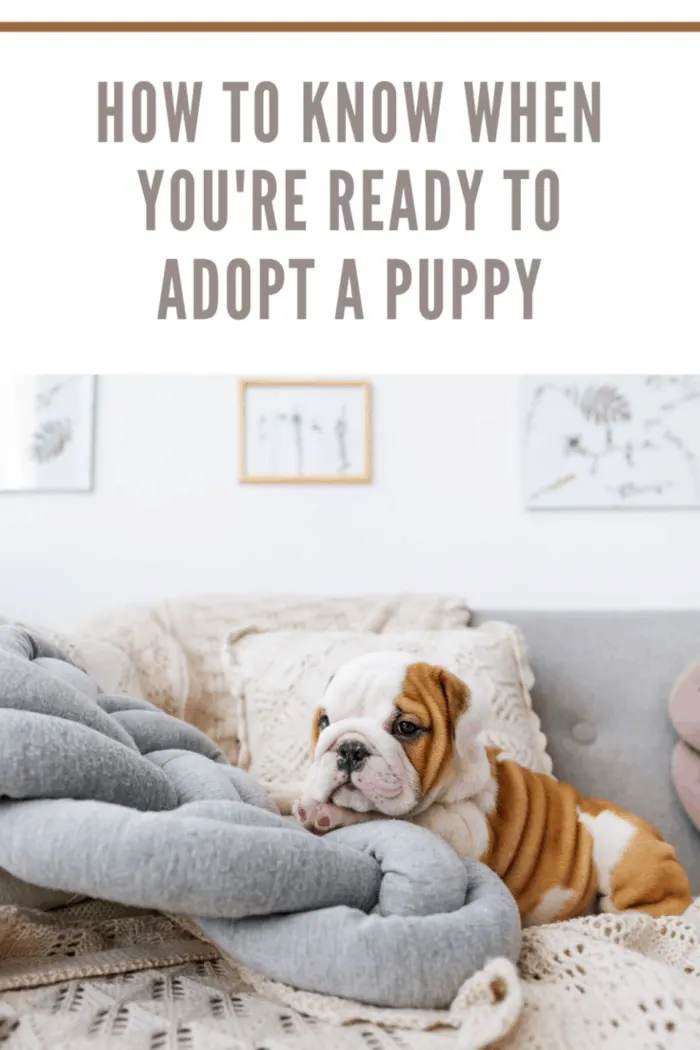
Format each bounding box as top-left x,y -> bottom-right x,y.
73,593 -> 472,763
2,898 -> 700,1049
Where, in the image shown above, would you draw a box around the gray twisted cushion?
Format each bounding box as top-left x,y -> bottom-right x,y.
0,626 -> 520,1009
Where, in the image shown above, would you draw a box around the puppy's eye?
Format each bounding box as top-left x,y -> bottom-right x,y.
394,719 -> 421,738
318,713 -> 330,731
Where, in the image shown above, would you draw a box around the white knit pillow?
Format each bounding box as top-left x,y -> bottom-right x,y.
223,622 -> 551,806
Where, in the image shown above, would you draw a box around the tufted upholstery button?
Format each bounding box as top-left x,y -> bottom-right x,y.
571,721 -> 597,745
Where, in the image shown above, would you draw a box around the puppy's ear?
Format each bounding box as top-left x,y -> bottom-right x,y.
310,707 -> 324,753
438,668 -> 488,756
437,668 -> 470,724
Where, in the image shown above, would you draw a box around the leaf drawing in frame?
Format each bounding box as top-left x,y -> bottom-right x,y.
28,418 -> 74,464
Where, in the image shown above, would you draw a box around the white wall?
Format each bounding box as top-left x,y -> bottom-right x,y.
1,375 -> 698,625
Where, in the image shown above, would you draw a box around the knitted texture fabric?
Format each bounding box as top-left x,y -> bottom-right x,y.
0,900 -> 217,992
257,902 -> 700,1047
3,901 -> 700,1049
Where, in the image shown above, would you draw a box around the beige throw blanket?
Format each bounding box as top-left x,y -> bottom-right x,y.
2,898 -> 700,1049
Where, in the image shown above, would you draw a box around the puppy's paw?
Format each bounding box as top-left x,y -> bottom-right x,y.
292,798 -> 346,834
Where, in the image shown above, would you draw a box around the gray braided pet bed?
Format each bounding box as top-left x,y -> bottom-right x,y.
0,626 -> 521,1009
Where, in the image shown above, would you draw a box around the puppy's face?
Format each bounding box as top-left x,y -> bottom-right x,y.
303,652 -> 484,817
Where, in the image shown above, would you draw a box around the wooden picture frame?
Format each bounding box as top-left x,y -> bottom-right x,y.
239,379 -> 372,484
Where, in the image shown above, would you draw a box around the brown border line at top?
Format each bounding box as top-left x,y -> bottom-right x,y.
1,21 -> 700,32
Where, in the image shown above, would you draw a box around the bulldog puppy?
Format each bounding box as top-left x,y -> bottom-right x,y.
293,652 -> 691,925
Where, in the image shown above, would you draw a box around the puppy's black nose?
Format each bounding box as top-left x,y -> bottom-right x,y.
336,740 -> 369,772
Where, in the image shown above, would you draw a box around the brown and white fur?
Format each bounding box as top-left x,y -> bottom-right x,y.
293,652 -> 691,926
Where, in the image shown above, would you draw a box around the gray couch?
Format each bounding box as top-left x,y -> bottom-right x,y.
478,611 -> 700,893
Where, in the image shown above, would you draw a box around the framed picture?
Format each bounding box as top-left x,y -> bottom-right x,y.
522,375 -> 700,509
240,379 -> 372,484
0,375 -> 97,493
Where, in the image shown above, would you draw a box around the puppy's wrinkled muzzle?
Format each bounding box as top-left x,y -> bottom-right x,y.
304,714 -> 421,817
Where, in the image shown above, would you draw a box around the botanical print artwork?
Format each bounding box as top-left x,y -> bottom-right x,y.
242,382 -> 370,482
522,376 -> 700,509
0,376 -> 96,492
